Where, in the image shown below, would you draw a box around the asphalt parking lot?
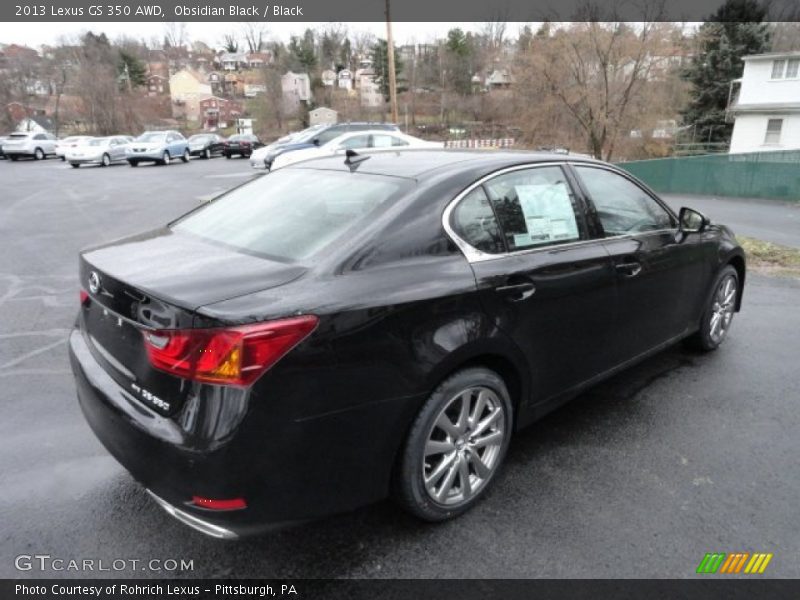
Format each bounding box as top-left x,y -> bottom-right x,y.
1,157 -> 799,579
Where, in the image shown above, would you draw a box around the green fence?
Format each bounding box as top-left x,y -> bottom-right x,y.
617,150 -> 800,201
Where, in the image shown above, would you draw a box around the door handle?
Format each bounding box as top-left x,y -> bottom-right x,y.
495,281 -> 536,301
615,262 -> 642,277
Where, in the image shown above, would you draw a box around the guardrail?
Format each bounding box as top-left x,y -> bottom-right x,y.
617,149 -> 800,201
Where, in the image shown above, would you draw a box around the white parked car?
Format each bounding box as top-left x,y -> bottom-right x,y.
55,136 -> 94,160
269,130 -> 443,170
66,136 -> 133,168
2,132 -> 58,160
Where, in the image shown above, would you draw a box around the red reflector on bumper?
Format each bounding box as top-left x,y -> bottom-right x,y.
191,496 -> 247,511
79,289 -> 89,305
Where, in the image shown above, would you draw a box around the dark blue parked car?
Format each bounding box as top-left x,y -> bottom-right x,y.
251,122 -> 399,170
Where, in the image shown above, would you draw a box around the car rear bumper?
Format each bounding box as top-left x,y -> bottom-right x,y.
68,324 -> 420,537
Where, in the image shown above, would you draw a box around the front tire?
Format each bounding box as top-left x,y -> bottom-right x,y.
204,148 -> 211,159
128,160 -> 138,167
70,163 -> 80,168
101,153 -> 110,167
394,367 -> 513,522
181,148 -> 190,163
160,151 -> 170,166
34,148 -> 44,160
686,265 -> 739,352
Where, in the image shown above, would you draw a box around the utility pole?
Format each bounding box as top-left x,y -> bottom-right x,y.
385,0 -> 398,123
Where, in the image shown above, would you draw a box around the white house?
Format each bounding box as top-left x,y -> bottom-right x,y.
281,71 -> 311,112
337,69 -> 353,90
728,51 -> 800,153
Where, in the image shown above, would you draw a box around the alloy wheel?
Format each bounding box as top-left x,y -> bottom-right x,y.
34,148 -> 44,160
422,386 -> 506,507
102,154 -> 110,167
162,151 -> 170,165
709,274 -> 737,344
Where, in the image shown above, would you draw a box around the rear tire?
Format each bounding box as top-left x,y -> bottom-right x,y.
394,367 -> 513,522
70,163 -> 80,168
9,155 -> 19,161
128,161 -> 138,167
685,265 -> 739,352
204,148 -> 211,159
161,151 -> 170,166
225,153 -> 231,159
181,149 -> 190,163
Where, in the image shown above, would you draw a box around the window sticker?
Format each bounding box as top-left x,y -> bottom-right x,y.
514,184 -> 579,245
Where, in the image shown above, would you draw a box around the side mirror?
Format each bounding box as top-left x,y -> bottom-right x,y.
312,138 -> 320,146
678,207 -> 709,234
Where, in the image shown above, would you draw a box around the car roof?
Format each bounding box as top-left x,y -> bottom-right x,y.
283,149 -> 605,180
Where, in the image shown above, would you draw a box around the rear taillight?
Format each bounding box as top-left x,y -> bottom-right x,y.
191,496 -> 247,511
142,315 -> 318,386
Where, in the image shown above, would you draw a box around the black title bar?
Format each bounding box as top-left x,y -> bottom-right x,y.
3,0 -> 800,22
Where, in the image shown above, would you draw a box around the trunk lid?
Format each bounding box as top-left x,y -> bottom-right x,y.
79,228 -> 306,415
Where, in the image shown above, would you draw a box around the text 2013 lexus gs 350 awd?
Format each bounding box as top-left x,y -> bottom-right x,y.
69,150 -> 745,538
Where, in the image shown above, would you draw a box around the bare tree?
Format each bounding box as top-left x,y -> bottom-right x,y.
517,12 -> 678,159
241,23 -> 268,53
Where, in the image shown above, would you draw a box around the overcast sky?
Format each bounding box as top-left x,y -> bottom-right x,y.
2,21 -> 521,48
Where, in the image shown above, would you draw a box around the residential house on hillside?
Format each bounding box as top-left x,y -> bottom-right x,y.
728,51 -> 800,153
198,96 -> 242,130
146,74 -> 168,96
16,114 -> 54,133
321,69 -> 337,86
219,52 -> 247,71
169,68 -> 212,121
281,71 -> 311,113
337,69 -> 353,90
359,74 -> 383,108
246,52 -> 271,68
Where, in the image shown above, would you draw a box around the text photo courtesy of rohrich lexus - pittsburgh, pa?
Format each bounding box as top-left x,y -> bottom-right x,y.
1,0 -> 800,598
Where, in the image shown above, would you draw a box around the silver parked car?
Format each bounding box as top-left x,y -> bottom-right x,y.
55,136 -> 94,161
3,132 -> 58,160
67,136 -> 133,168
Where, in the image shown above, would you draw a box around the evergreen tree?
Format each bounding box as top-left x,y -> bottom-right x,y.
371,39 -> 403,100
682,0 -> 770,145
118,50 -> 147,88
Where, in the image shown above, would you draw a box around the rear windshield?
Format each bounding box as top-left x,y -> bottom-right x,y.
229,134 -> 254,141
172,169 -> 410,261
189,135 -> 212,142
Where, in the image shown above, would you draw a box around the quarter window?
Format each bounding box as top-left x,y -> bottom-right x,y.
484,166 -> 582,251
764,119 -> 783,144
574,167 -> 675,236
451,187 -> 504,254
771,59 -> 786,79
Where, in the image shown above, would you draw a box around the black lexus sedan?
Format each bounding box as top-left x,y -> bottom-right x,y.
223,134 -> 263,158
187,134 -> 225,159
69,150 -> 745,538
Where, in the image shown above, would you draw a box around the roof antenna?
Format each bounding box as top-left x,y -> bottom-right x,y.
344,148 -> 370,171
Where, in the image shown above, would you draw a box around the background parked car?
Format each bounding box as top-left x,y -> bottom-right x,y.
223,134 -> 263,158
0,135 -> 9,159
2,132 -> 58,160
252,122 -> 400,169
55,136 -> 94,161
67,136 -> 133,168
188,134 -> 226,159
271,130 -> 443,170
248,125 -> 326,168
126,131 -> 189,167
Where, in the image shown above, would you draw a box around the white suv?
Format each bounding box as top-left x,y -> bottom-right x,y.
3,132 -> 58,160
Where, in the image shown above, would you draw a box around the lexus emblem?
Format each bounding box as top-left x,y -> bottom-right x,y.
88,271 -> 100,295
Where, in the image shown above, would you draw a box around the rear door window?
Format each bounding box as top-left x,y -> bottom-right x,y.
484,166 -> 584,251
